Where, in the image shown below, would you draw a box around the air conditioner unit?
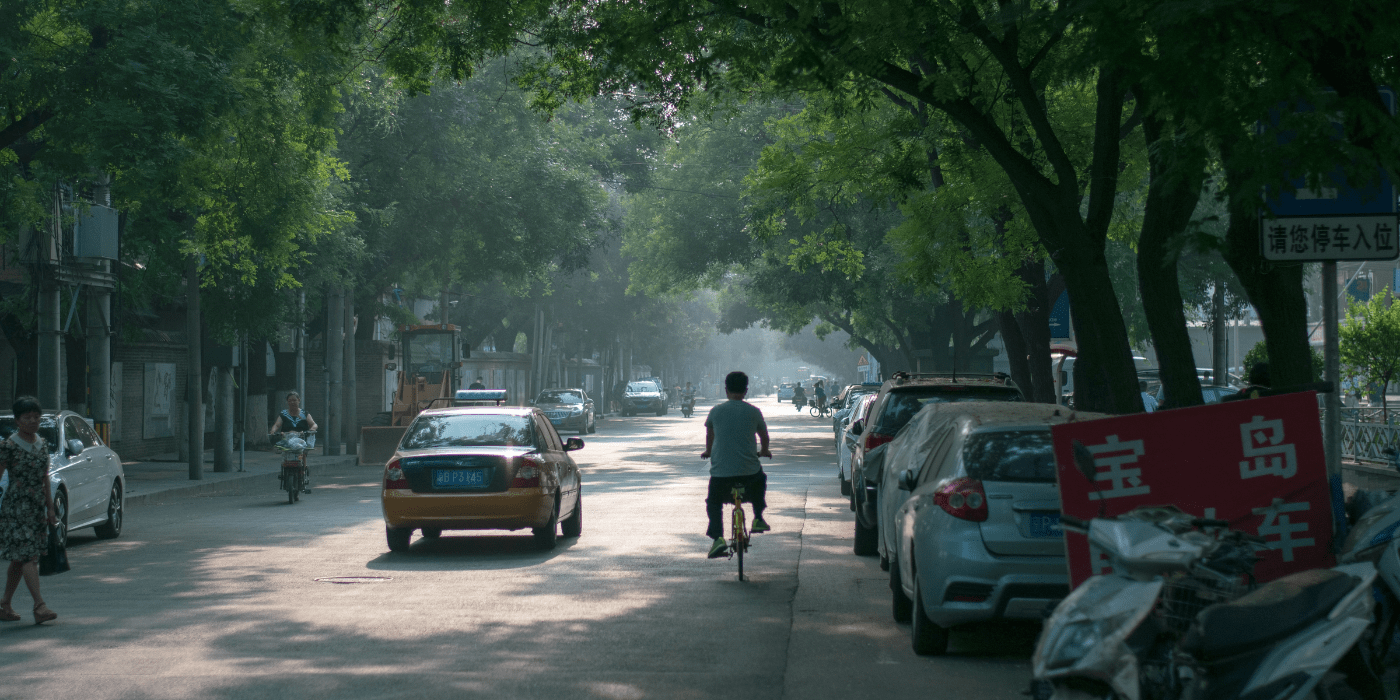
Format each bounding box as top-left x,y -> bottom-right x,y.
74,205 -> 119,260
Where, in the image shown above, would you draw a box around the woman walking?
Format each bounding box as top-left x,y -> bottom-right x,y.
0,396 -> 59,624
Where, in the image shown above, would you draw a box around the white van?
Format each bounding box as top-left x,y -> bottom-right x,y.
1055,356 -> 1154,404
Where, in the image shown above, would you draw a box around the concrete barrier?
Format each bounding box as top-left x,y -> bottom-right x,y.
360,426 -> 406,466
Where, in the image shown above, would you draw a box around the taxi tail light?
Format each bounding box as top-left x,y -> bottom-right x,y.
864,431 -> 894,452
384,458 -> 409,489
934,477 -> 988,522
511,455 -> 543,488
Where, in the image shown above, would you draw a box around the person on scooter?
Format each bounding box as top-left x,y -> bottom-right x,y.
791,383 -> 806,411
813,380 -> 827,413
269,391 -> 318,493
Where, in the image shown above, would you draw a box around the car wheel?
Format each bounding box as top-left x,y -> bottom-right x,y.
561,488 -> 582,537
854,516 -> 878,555
840,477 -> 852,497
911,573 -> 950,655
656,406 -> 665,416
588,420 -> 596,434
386,525 -> 413,552
52,490 -> 68,550
94,481 -> 123,539
421,528 -> 442,539
891,557 -> 912,622
534,498 -> 560,550
880,554 -> 890,572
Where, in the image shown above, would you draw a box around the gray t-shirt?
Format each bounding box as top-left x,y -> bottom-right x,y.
705,399 -> 767,477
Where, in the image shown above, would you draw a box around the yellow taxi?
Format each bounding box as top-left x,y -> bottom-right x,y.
381,405 -> 583,551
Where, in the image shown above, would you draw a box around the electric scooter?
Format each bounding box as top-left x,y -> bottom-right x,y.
274,430 -> 316,504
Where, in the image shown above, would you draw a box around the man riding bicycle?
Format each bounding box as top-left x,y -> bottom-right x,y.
700,371 -> 772,558
813,380 -> 827,412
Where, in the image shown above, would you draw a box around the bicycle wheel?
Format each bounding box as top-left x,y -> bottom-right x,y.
808,404 -> 820,417
733,505 -> 747,581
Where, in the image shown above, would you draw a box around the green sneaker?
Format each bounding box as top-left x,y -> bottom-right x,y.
708,537 -> 729,559
751,516 -> 771,533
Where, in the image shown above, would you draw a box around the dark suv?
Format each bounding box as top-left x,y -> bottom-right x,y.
847,372 -> 1023,556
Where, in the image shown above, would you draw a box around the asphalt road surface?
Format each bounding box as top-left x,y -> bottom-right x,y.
0,397 -> 1040,699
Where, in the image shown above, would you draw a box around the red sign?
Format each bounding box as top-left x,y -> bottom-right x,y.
1052,392 -> 1336,587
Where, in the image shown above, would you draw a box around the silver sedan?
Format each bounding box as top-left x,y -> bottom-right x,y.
0,410 -> 125,549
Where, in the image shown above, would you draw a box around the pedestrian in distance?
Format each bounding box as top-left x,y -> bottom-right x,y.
468,377 -> 486,390
1139,381 -> 1158,413
269,391 -> 318,493
0,396 -> 59,624
700,371 -> 773,558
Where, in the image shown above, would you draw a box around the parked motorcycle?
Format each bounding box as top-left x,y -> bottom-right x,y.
274,430 -> 316,504
1337,487 -> 1400,694
681,394 -> 696,418
1031,443 -> 1378,700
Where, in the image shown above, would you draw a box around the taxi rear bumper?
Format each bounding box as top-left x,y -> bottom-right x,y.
382,488 -> 554,531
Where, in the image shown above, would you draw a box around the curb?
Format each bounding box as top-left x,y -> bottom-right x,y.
124,456 -> 373,508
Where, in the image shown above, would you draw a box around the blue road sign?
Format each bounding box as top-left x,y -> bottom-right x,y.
1261,87 -> 1399,262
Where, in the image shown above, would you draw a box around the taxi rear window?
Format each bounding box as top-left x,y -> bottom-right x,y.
402,415 -> 534,449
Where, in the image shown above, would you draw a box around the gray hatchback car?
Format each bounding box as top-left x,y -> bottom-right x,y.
879,402 -> 1105,655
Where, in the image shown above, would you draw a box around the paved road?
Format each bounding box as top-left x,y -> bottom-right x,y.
0,397 -> 1039,699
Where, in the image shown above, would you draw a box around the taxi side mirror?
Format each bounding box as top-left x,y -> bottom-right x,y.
850,420 -> 864,436
564,437 -> 584,452
898,469 -> 916,491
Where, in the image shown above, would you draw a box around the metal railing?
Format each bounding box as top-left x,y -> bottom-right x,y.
1341,420 -> 1399,464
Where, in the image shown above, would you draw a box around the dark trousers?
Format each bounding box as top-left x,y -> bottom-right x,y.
706,471 -> 767,539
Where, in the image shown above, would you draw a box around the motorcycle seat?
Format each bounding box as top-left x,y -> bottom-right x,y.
1180,569 -> 1358,662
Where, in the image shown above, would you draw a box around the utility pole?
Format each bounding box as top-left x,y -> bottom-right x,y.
36,197 -> 61,410
344,295 -> 357,456
87,175 -> 114,444
186,253 -> 203,480
324,287 -> 343,456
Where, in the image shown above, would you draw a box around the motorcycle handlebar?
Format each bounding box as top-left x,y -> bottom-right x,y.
1059,514 -> 1089,532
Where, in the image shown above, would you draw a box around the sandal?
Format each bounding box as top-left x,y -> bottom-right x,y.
32,603 -> 56,625
0,604 -> 19,622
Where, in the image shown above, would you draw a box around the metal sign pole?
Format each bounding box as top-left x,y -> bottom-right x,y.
1322,262 -> 1341,480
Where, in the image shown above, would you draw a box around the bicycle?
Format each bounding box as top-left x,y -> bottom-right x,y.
807,399 -> 830,418
725,485 -> 751,581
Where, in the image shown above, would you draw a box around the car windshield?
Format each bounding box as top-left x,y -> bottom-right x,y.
0,417 -> 61,454
401,414 -> 534,449
875,387 -> 1022,435
963,430 -> 1056,483
537,391 -> 583,404
626,382 -> 655,393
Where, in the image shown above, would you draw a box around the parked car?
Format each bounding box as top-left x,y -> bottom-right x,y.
776,383 -> 796,401
879,402 -> 1108,655
1152,382 -> 1240,407
848,372 -> 1023,555
0,410 -> 125,548
836,392 -> 878,497
532,388 -> 596,434
621,380 -> 667,416
381,406 -> 584,551
832,383 -> 881,443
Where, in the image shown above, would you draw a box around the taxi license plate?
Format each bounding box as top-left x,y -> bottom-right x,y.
1028,512 -> 1062,538
433,469 -> 488,489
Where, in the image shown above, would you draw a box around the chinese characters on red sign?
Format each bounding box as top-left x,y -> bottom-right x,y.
1052,392 -> 1336,587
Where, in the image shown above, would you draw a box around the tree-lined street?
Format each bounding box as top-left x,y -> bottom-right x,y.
0,401 -> 1037,699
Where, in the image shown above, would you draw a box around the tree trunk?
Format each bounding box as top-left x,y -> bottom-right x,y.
1221,192 -> 1314,388
1056,244 -> 1144,414
998,311 -> 1034,397
1137,113 -> 1206,409
0,313 -> 38,396
1015,259 -> 1057,404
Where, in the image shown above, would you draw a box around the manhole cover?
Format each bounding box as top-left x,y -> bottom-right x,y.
313,576 -> 393,584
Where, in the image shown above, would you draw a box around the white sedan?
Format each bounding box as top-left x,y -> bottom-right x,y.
0,410 -> 125,549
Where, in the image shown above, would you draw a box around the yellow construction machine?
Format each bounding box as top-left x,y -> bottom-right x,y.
361,324 -> 465,465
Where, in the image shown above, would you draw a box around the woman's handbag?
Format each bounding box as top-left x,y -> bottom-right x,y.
39,525 -> 69,576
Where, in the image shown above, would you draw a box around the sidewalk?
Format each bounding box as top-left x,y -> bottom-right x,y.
121,449 -> 373,507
